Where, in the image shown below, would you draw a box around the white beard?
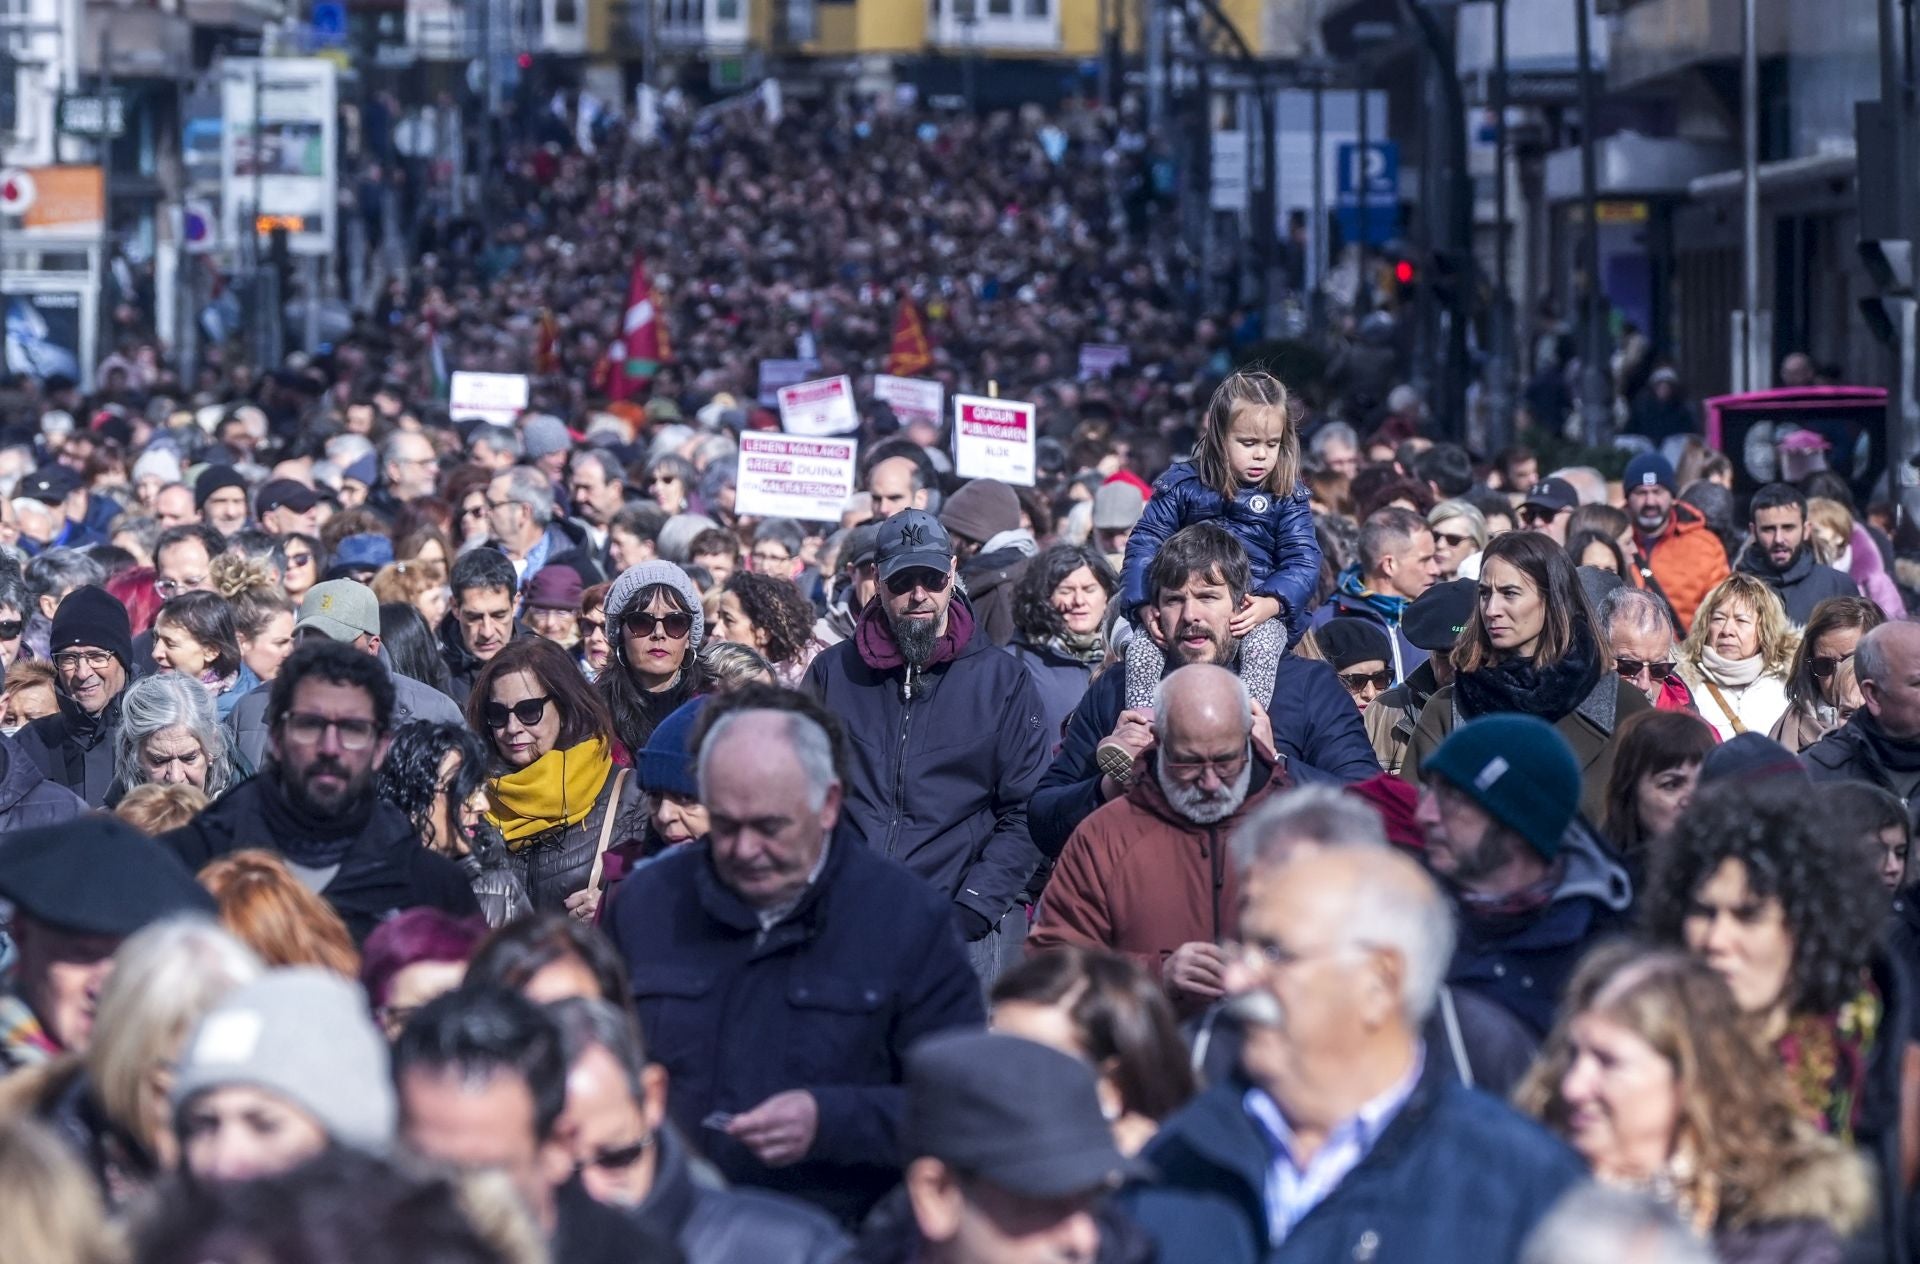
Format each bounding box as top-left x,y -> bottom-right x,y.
1156,754 -> 1253,825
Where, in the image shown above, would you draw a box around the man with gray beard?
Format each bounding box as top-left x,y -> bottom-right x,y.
1028,663 -> 1290,1014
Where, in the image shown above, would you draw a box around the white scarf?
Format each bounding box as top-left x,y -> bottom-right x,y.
1700,644 -> 1766,687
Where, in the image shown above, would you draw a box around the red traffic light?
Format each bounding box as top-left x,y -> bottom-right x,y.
517,52 -> 533,69
1393,259 -> 1416,286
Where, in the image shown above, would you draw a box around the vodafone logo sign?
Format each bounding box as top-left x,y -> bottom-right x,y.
0,169 -> 35,214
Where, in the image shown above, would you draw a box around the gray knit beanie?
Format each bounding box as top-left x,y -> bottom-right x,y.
606,560 -> 705,653
520,413 -> 574,460
172,967 -> 395,1154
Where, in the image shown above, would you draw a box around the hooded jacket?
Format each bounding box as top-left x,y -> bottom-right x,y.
1843,521 -> 1907,621
0,732 -> 85,833
1310,571 -> 1429,685
225,648 -> 464,771
13,690 -> 123,808
956,532 -> 1035,648
1030,753 -> 1285,999
800,595 -> 1049,929
161,774 -> 480,942
1805,712 -> 1920,833
1735,543 -> 1859,626
1636,500 -> 1730,632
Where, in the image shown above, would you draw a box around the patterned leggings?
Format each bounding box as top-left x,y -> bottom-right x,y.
1122,617 -> 1284,711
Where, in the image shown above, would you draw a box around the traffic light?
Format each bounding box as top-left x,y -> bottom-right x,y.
1393,258 -> 1416,287
1859,239 -> 1913,346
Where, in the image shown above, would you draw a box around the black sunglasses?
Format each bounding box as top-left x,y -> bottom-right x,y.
1518,505 -> 1563,526
1614,658 -> 1677,682
483,695 -> 552,730
626,610 -> 693,639
1431,531 -> 1473,549
581,1136 -> 653,1171
1337,669 -> 1392,693
1811,652 -> 1856,681
883,568 -> 953,597
0,620 -> 22,639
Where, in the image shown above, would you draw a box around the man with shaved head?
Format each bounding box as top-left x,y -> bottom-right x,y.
1122,840 -> 1584,1264
1029,663 -> 1290,1012
1808,621 -> 1920,831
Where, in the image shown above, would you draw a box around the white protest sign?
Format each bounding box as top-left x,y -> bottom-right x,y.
734,433 -> 859,523
776,374 -> 860,437
952,394 -> 1036,486
873,374 -> 944,429
448,371 -> 529,425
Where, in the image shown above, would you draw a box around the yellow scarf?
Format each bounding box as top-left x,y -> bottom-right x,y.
486,738 -> 614,848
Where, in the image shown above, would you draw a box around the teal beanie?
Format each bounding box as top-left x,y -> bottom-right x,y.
1420,714 -> 1581,859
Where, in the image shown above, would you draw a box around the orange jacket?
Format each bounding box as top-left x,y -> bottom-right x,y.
1637,501 -> 1729,633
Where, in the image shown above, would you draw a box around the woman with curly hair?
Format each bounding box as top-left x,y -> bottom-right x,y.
1008,543 -> 1118,745
1675,573 -> 1799,742
710,570 -> 820,686
377,721 -> 530,928
1770,596 -> 1884,752
1517,942 -> 1874,1264
1644,780 -> 1912,1258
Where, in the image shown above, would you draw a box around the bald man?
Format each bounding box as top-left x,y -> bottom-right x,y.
1029,663 -> 1289,1012
1807,621 -> 1920,832
1123,842 -> 1584,1264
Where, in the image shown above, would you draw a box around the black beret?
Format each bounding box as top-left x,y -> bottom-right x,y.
1317,617 -> 1394,672
1402,578 -> 1477,653
0,812 -> 215,936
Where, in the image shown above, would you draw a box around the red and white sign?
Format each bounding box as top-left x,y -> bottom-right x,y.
873,374 -> 944,430
448,371 -> 529,425
775,374 -> 859,437
952,394 -> 1036,487
0,169 -> 35,215
734,433 -> 859,523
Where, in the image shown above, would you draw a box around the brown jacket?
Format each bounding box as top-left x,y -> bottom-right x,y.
1029,755 -> 1285,995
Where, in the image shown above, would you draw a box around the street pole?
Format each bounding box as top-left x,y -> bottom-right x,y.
1311,78 -> 1327,331
1573,0 -> 1609,446
1488,0 -> 1514,452
1146,0 -> 1167,145
1739,0 -> 1763,389
1355,79 -> 1371,316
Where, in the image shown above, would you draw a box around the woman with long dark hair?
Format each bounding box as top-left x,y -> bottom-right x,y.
1601,708 -> 1717,887
469,637 -> 646,919
377,720 -> 530,928
1403,530 -> 1652,821
1008,543 -> 1118,745
595,561 -> 707,754
378,601 -> 454,697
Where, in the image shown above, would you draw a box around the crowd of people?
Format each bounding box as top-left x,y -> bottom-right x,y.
2,96 -> 1920,1264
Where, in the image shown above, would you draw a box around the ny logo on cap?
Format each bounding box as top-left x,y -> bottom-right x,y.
1474,756 -> 1510,791
898,522 -> 926,548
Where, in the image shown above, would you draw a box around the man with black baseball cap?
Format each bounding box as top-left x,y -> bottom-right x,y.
16,464 -> 104,551
1517,477 -> 1578,546
1363,578 -> 1473,776
255,478 -> 321,536
801,509 -> 1049,984
0,814 -> 215,1071
14,585 -> 133,806
878,1031 -> 1138,1264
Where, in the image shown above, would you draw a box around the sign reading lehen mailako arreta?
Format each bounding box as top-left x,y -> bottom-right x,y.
734,433 -> 859,523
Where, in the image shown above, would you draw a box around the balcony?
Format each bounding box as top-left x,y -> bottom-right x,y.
927,0 -> 1061,53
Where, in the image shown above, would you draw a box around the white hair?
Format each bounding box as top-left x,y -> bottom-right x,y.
495,465 -> 555,527
1230,785 -> 1388,876
1521,1185 -> 1715,1264
1309,421 -> 1358,456
1550,466 -> 1608,506
698,709 -> 839,812
114,673 -> 235,799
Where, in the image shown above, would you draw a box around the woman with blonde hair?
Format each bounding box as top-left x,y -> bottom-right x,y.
1675,573 -> 1798,742
0,917 -> 260,1208
197,850 -> 361,977
1808,497 -> 1907,621
0,1117 -> 124,1264
112,783 -> 208,834
1519,942 -> 1873,1263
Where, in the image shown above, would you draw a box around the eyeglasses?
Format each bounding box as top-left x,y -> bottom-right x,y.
1614,658 -> 1677,682
1431,530 -> 1473,549
284,552 -> 313,569
0,620 -> 23,639
280,713 -> 380,750
580,1136 -> 653,1172
581,615 -> 607,637
483,696 -> 553,729
1161,748 -> 1249,780
156,576 -> 208,597
751,550 -> 793,567
1337,668 -> 1393,693
1518,505 -> 1564,526
53,649 -> 115,673
1812,651 -> 1856,681
883,568 -> 953,597
461,504 -> 487,519
626,610 -> 693,640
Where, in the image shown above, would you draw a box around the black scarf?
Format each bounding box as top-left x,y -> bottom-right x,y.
1851,712 -> 1920,774
1453,623 -> 1605,724
255,767 -> 377,868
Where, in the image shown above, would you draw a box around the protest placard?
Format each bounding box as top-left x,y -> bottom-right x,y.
757,357 -> 821,406
873,374 -> 944,429
448,371 -> 529,425
776,374 -> 860,437
1077,343 -> 1131,380
952,394 -> 1036,486
734,433 -> 859,522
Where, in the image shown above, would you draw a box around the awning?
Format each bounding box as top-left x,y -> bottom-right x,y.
1686,147 -> 1856,199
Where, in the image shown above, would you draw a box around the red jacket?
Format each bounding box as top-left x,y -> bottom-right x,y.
1030,756 -> 1285,1007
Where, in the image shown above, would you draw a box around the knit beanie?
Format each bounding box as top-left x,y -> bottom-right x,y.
50,585 -> 133,670
940,479 -> 1021,545
194,464 -> 250,510
131,448 -> 183,487
1698,732 -> 1808,787
606,560 -> 705,654
521,414 -> 574,461
172,968 -> 395,1154
1419,714 -> 1580,860
638,696 -> 708,798
1624,452 -> 1676,494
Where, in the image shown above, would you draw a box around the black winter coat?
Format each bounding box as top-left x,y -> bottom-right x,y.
1806,714 -> 1920,834
801,608 -> 1049,927
1737,546 -> 1860,625
506,767 -> 649,911
604,837 -> 984,1226
956,546 -> 1030,647
0,733 -> 85,835
632,1125 -> 851,1264
161,775 -> 480,941
1031,651 -> 1382,859
14,691 -> 122,808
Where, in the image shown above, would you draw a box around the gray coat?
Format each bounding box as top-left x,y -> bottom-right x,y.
225,649 -> 463,770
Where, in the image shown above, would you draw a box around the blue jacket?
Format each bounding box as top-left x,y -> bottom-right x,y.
605,838 -> 984,1226
1007,639 -> 1098,756
1030,654 -> 1382,859
801,602 -> 1049,926
1119,464 -> 1322,635
0,732 -> 84,837
1123,1056 -> 1585,1264
1308,586 -> 1429,686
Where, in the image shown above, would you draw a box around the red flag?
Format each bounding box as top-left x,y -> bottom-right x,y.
606,255 -> 663,402
886,297 -> 932,378
533,308 -> 559,375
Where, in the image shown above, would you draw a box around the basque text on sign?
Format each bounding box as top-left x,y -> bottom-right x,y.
952,394 -> 1036,486
776,374 -> 860,437
734,434 -> 858,522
